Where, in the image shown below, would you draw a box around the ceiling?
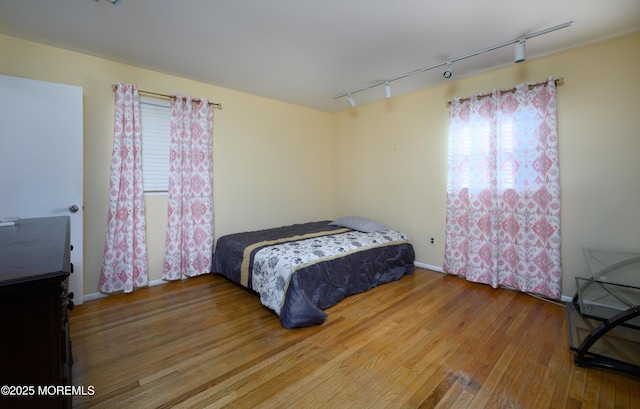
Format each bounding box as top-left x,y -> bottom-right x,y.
1,0 -> 639,112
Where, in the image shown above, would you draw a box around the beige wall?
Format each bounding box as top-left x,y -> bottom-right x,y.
332,32 -> 640,297
2,32 -> 639,299
0,34 -> 333,294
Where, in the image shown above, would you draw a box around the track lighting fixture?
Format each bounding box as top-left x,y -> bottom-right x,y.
514,39 -> 526,63
334,21 -> 572,107
347,94 -> 356,107
443,62 -> 453,79
94,0 -> 122,5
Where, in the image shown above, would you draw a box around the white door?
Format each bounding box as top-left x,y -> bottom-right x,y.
0,74 -> 84,305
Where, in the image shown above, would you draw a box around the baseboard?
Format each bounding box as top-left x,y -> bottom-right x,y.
83,264 -> 574,304
414,261 -> 445,273
413,262 -> 572,303
83,292 -> 107,302
83,277 -> 174,301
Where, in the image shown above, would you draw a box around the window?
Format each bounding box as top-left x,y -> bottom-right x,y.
450,108 -> 537,193
140,97 -> 170,193
444,80 -> 561,299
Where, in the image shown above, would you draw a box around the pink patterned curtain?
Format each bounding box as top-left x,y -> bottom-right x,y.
99,83 -> 149,293
443,77 -> 561,299
162,95 -> 214,280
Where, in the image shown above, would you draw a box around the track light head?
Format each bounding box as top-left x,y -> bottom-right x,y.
443,62 -> 453,79
514,40 -> 526,63
384,82 -> 391,99
347,94 -> 356,107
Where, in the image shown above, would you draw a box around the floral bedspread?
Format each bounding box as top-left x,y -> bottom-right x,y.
251,229 -> 410,315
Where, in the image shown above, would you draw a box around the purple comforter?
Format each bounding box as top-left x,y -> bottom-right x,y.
212,221 -> 415,328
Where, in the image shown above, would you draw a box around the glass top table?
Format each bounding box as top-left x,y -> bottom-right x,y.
567,249 -> 640,377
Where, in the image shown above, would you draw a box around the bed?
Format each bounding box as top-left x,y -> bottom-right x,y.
212,218 -> 415,328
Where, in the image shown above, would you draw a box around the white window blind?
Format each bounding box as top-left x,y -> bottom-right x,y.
140,97 -> 170,193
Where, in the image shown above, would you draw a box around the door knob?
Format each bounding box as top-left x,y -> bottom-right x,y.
69,204 -> 79,213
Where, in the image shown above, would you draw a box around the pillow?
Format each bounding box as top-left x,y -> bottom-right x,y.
329,216 -> 386,233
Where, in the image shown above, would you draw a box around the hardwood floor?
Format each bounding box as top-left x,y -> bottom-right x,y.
70,268 -> 639,408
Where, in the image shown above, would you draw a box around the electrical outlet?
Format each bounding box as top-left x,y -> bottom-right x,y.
429,237 -> 435,246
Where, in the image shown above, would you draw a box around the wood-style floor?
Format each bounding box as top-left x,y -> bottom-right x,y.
70,268 -> 639,408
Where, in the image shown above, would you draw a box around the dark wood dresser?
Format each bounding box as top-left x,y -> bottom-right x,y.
0,216 -> 73,409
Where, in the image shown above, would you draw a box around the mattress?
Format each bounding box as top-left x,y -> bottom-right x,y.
212,220 -> 415,328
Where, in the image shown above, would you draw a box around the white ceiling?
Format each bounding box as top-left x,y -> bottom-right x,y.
1,0 -> 639,112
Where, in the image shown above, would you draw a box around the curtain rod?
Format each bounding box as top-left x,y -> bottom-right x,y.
111,84 -> 222,109
445,77 -> 563,107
